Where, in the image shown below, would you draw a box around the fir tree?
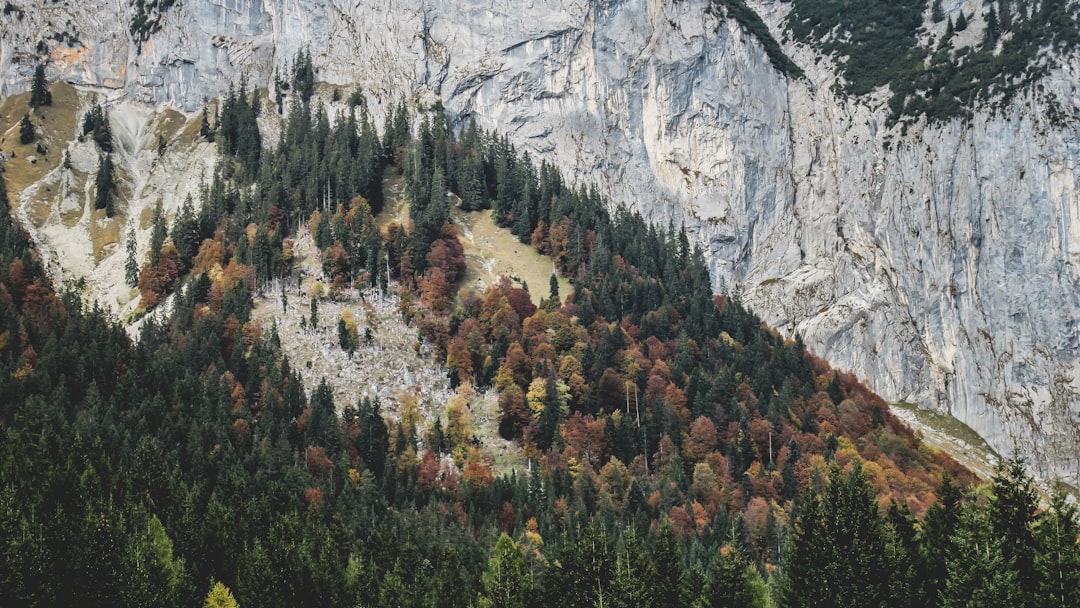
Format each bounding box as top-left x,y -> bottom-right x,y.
783,463 -> 890,608
478,534 -> 533,608
29,63 -> 51,108
94,154 -> 115,217
1034,493 -> 1080,607
956,10 -> 968,31
932,0 -> 945,23
149,199 -> 167,267
199,105 -> 214,142
18,113 -> 34,145
125,224 -> 139,287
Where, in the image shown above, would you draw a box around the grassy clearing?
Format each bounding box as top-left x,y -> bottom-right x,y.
471,389 -> 529,476
890,401 -> 999,481
453,208 -> 572,307
0,82 -> 80,198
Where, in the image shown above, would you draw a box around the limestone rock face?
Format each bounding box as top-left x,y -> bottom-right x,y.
2,0 -> 1079,482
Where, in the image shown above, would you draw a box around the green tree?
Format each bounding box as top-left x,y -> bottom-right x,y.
308,378 -> 337,451
919,474 -> 963,604
694,545 -> 770,608
478,534 -> 533,608
30,63 -> 51,108
149,198 -> 166,266
204,581 -> 239,608
125,224 -> 139,287
1034,492 -> 1080,607
942,506 -> 1021,608
989,455 -> 1039,608
610,530 -> 658,608
126,515 -> 185,607
782,463 -> 889,608
932,0 -> 944,22
95,154 -> 115,217
199,105 -> 215,142
19,113 -> 34,145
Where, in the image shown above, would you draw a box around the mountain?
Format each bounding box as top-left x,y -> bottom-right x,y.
2,0 -> 1079,486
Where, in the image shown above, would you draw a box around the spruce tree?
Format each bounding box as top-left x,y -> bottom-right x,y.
149,199 -> 167,266
125,225 -> 139,287
478,534 -> 533,608
199,105 -> 214,142
783,463 -> 890,608
18,113 -> 34,145
29,63 -> 50,108
1034,493 -> 1080,607
942,506 -> 1021,608
94,154 -> 115,217
989,455 -> 1039,608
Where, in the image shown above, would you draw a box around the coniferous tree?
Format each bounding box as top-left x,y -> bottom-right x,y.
942,506 -> 1021,608
956,10 -> 968,31
1034,492 -> 1080,607
199,105 -> 214,142
29,63 -> 51,108
932,0 -> 945,22
478,534 -> 533,608
307,378 -> 337,451
125,225 -> 139,287
783,463 -> 890,608
149,199 -> 167,266
95,154 -> 115,217
918,474 -> 963,604
18,113 -> 34,145
170,194 -> 198,268
989,455 -> 1039,608
695,545 -> 769,608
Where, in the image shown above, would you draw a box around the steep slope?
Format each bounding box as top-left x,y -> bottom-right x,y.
2,0 -> 1079,484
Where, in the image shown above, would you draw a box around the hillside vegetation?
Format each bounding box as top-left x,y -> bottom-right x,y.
786,0 -> 1080,123
1,66 -> 1079,607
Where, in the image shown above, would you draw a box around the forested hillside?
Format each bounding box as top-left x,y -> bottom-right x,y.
2,68 -> 1079,607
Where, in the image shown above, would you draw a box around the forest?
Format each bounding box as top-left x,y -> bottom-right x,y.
1,63 -> 1079,607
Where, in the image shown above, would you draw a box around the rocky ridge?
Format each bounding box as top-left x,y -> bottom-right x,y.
1,0 -> 1079,484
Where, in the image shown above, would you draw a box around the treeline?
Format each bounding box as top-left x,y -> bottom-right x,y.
787,0 -> 1080,123
2,67 -> 1079,607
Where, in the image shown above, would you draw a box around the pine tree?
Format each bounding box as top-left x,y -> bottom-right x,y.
478,534 -> 533,608
932,0 -> 945,22
29,63 -> 50,108
18,113 -> 34,145
695,546 -> 767,608
149,199 -> 167,267
204,581 -> 239,608
783,463 -> 890,608
95,154 -> 115,217
989,455 -> 1039,608
918,474 -> 962,604
1034,493 -> 1080,607
942,506 -> 1021,608
199,105 -> 214,142
125,225 -> 139,287
307,378 -> 337,451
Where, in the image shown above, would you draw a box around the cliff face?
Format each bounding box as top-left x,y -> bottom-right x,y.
2,0 -> 1079,482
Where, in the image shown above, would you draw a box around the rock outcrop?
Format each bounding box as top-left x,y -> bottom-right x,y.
2,0 -> 1079,483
